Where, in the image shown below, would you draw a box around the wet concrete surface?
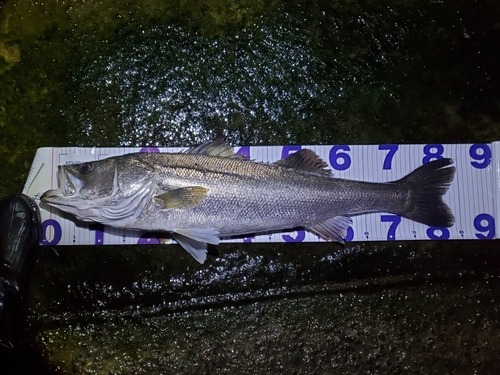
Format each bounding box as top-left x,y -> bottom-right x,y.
8,241 -> 497,374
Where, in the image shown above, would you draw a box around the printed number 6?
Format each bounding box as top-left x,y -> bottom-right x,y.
329,145 -> 351,171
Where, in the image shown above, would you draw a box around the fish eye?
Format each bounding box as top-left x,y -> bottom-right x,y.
80,163 -> 93,174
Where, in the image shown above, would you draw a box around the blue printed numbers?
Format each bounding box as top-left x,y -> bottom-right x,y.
89,224 -> 105,245
329,145 -> 351,171
381,215 -> 401,240
422,144 -> 444,164
281,145 -> 302,160
474,213 -> 495,239
378,145 -> 399,170
41,219 -> 62,246
137,232 -> 162,245
282,230 -> 306,242
345,227 -> 354,242
426,227 -> 450,240
469,144 -> 491,169
236,146 -> 250,159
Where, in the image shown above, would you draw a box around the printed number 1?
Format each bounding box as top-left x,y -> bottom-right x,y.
89,224 -> 104,245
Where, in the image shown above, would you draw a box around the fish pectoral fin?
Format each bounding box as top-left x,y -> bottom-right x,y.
275,149 -> 331,176
155,186 -> 209,209
172,228 -> 220,264
306,216 -> 353,244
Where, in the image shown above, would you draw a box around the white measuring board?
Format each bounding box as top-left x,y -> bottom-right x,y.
23,142 -> 500,246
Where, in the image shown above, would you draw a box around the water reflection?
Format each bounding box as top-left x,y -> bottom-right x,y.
72,17 -> 331,146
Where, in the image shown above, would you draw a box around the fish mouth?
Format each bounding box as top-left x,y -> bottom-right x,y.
41,166 -> 84,201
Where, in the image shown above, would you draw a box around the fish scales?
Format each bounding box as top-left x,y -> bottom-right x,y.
137,152 -> 402,235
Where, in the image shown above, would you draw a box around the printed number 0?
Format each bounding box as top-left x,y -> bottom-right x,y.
329,146 -> 351,171
41,219 -> 62,246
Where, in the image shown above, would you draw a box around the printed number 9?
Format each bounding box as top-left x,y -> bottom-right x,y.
329,145 -> 351,171
474,213 -> 495,239
469,144 -> 491,169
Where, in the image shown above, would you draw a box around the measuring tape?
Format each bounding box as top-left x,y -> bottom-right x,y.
23,142 -> 499,246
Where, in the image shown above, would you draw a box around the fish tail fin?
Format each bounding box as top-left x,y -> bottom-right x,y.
397,158 -> 455,227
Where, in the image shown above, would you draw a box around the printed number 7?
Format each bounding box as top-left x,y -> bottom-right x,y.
378,145 -> 399,170
381,215 -> 401,240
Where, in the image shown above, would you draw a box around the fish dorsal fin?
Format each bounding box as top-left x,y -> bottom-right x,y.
275,149 -> 331,176
155,186 -> 209,209
306,216 -> 353,244
183,139 -> 243,158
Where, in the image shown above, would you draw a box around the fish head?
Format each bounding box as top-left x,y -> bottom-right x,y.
41,155 -> 156,227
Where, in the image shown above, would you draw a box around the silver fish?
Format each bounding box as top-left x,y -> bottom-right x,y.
41,139 -> 455,263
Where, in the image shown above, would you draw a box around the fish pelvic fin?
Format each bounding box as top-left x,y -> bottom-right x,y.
155,186 -> 209,209
275,149 -> 332,176
397,158 -> 455,227
172,228 -> 220,264
306,216 -> 353,244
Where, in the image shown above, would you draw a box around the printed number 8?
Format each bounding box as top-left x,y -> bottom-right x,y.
422,144 -> 444,164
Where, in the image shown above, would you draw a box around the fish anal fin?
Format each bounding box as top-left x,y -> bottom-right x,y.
183,139 -> 245,159
275,149 -> 331,176
155,186 -> 209,209
306,216 -> 353,244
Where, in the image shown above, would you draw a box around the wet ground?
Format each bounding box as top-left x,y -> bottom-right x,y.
1,0 -> 500,373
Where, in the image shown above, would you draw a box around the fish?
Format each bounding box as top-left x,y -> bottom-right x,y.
41,139 -> 455,263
